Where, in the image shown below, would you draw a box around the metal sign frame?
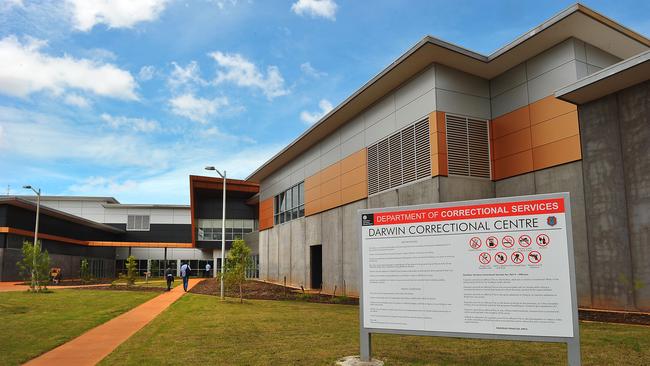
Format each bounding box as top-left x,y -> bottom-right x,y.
358,192 -> 581,365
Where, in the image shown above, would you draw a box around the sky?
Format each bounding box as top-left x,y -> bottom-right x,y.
0,0 -> 648,204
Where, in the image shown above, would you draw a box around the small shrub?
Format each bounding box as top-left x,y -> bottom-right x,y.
295,293 -> 313,301
224,238 -> 252,303
330,296 -> 349,304
126,256 -> 137,286
80,258 -> 91,283
16,240 -> 51,292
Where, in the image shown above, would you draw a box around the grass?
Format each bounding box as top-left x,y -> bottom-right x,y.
111,277 -> 180,288
0,289 -> 158,366
102,294 -> 650,366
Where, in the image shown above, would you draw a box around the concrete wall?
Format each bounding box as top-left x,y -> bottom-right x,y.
578,81 -> 650,311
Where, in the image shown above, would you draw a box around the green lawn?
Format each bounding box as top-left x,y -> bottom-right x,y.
112,277 -> 180,288
102,294 -> 650,366
0,289 -> 158,366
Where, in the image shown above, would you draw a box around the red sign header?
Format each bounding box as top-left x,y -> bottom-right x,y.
373,198 -> 564,226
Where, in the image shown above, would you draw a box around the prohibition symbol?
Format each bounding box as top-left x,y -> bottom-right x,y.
518,234 -> 532,247
536,234 -> 550,246
479,252 -> 491,265
495,252 -> 507,264
502,235 -> 515,248
528,251 -> 541,264
486,236 -> 498,249
511,251 -> 524,264
469,237 -> 482,249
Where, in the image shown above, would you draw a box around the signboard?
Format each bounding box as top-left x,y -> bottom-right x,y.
358,193 -> 580,365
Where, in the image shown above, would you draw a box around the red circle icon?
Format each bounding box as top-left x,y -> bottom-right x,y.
511,251 -> 524,264
518,234 -> 532,247
502,235 -> 515,248
495,252 -> 507,264
528,251 -> 542,264
469,237 -> 482,249
486,236 -> 498,249
536,234 -> 550,246
479,252 -> 491,264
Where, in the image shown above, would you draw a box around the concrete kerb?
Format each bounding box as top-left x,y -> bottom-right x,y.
336,355 -> 384,366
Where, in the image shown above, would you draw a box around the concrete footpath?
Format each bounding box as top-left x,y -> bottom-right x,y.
24,279 -> 200,366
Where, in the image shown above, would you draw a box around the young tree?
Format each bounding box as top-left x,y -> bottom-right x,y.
80,258 -> 91,283
224,238 -> 252,303
126,255 -> 137,286
17,240 -> 51,292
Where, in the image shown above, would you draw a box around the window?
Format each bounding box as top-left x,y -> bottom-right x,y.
127,215 -> 150,231
274,182 -> 304,224
445,114 -> 491,179
367,119 -> 431,195
196,219 -> 256,241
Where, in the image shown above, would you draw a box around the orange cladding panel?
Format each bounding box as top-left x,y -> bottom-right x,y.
340,149 -> 366,173
492,128 -> 532,160
530,111 -> 579,148
493,150 -> 534,180
259,197 -> 274,231
303,148 -> 368,216
529,96 -> 576,125
491,105 -> 531,139
532,135 -> 582,170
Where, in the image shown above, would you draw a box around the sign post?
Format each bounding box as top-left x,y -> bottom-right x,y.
358,193 -> 580,365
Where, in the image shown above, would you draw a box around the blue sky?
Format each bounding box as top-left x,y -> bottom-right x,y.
0,0 -> 648,204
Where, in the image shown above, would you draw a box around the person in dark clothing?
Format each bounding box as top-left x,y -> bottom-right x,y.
165,266 -> 174,291
180,262 -> 191,292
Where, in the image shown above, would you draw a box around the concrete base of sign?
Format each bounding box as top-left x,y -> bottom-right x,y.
336,356 -> 384,366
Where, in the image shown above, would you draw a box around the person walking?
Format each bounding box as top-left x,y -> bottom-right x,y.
205,262 -> 211,278
180,262 -> 191,292
164,265 -> 174,291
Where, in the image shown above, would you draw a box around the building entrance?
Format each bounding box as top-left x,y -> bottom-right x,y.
310,245 -> 322,289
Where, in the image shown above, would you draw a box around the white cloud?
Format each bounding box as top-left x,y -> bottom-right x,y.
169,93 -> 229,123
63,93 -> 91,108
300,62 -> 327,78
1,0 -> 24,12
66,0 -> 168,31
300,99 -> 333,125
138,65 -> 156,81
0,106 -> 169,167
63,144 -> 282,204
0,36 -> 137,100
209,51 -> 289,99
291,0 -> 337,20
101,113 -> 159,132
168,61 -> 207,90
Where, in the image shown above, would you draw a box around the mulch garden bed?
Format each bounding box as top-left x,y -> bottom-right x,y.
190,278 -> 358,305
579,308 -> 650,326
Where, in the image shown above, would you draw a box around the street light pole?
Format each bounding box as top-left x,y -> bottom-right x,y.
205,167 -> 226,300
23,185 -> 41,291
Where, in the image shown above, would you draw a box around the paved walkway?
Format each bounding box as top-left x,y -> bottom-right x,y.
24,279 -> 200,366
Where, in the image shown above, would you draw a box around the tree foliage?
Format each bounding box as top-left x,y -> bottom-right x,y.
224,238 -> 252,303
80,258 -> 91,283
126,255 -> 137,286
16,240 -> 51,292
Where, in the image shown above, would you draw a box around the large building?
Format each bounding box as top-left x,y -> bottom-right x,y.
0,176 -> 259,281
246,4 -> 650,311
1,4 -> 648,313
